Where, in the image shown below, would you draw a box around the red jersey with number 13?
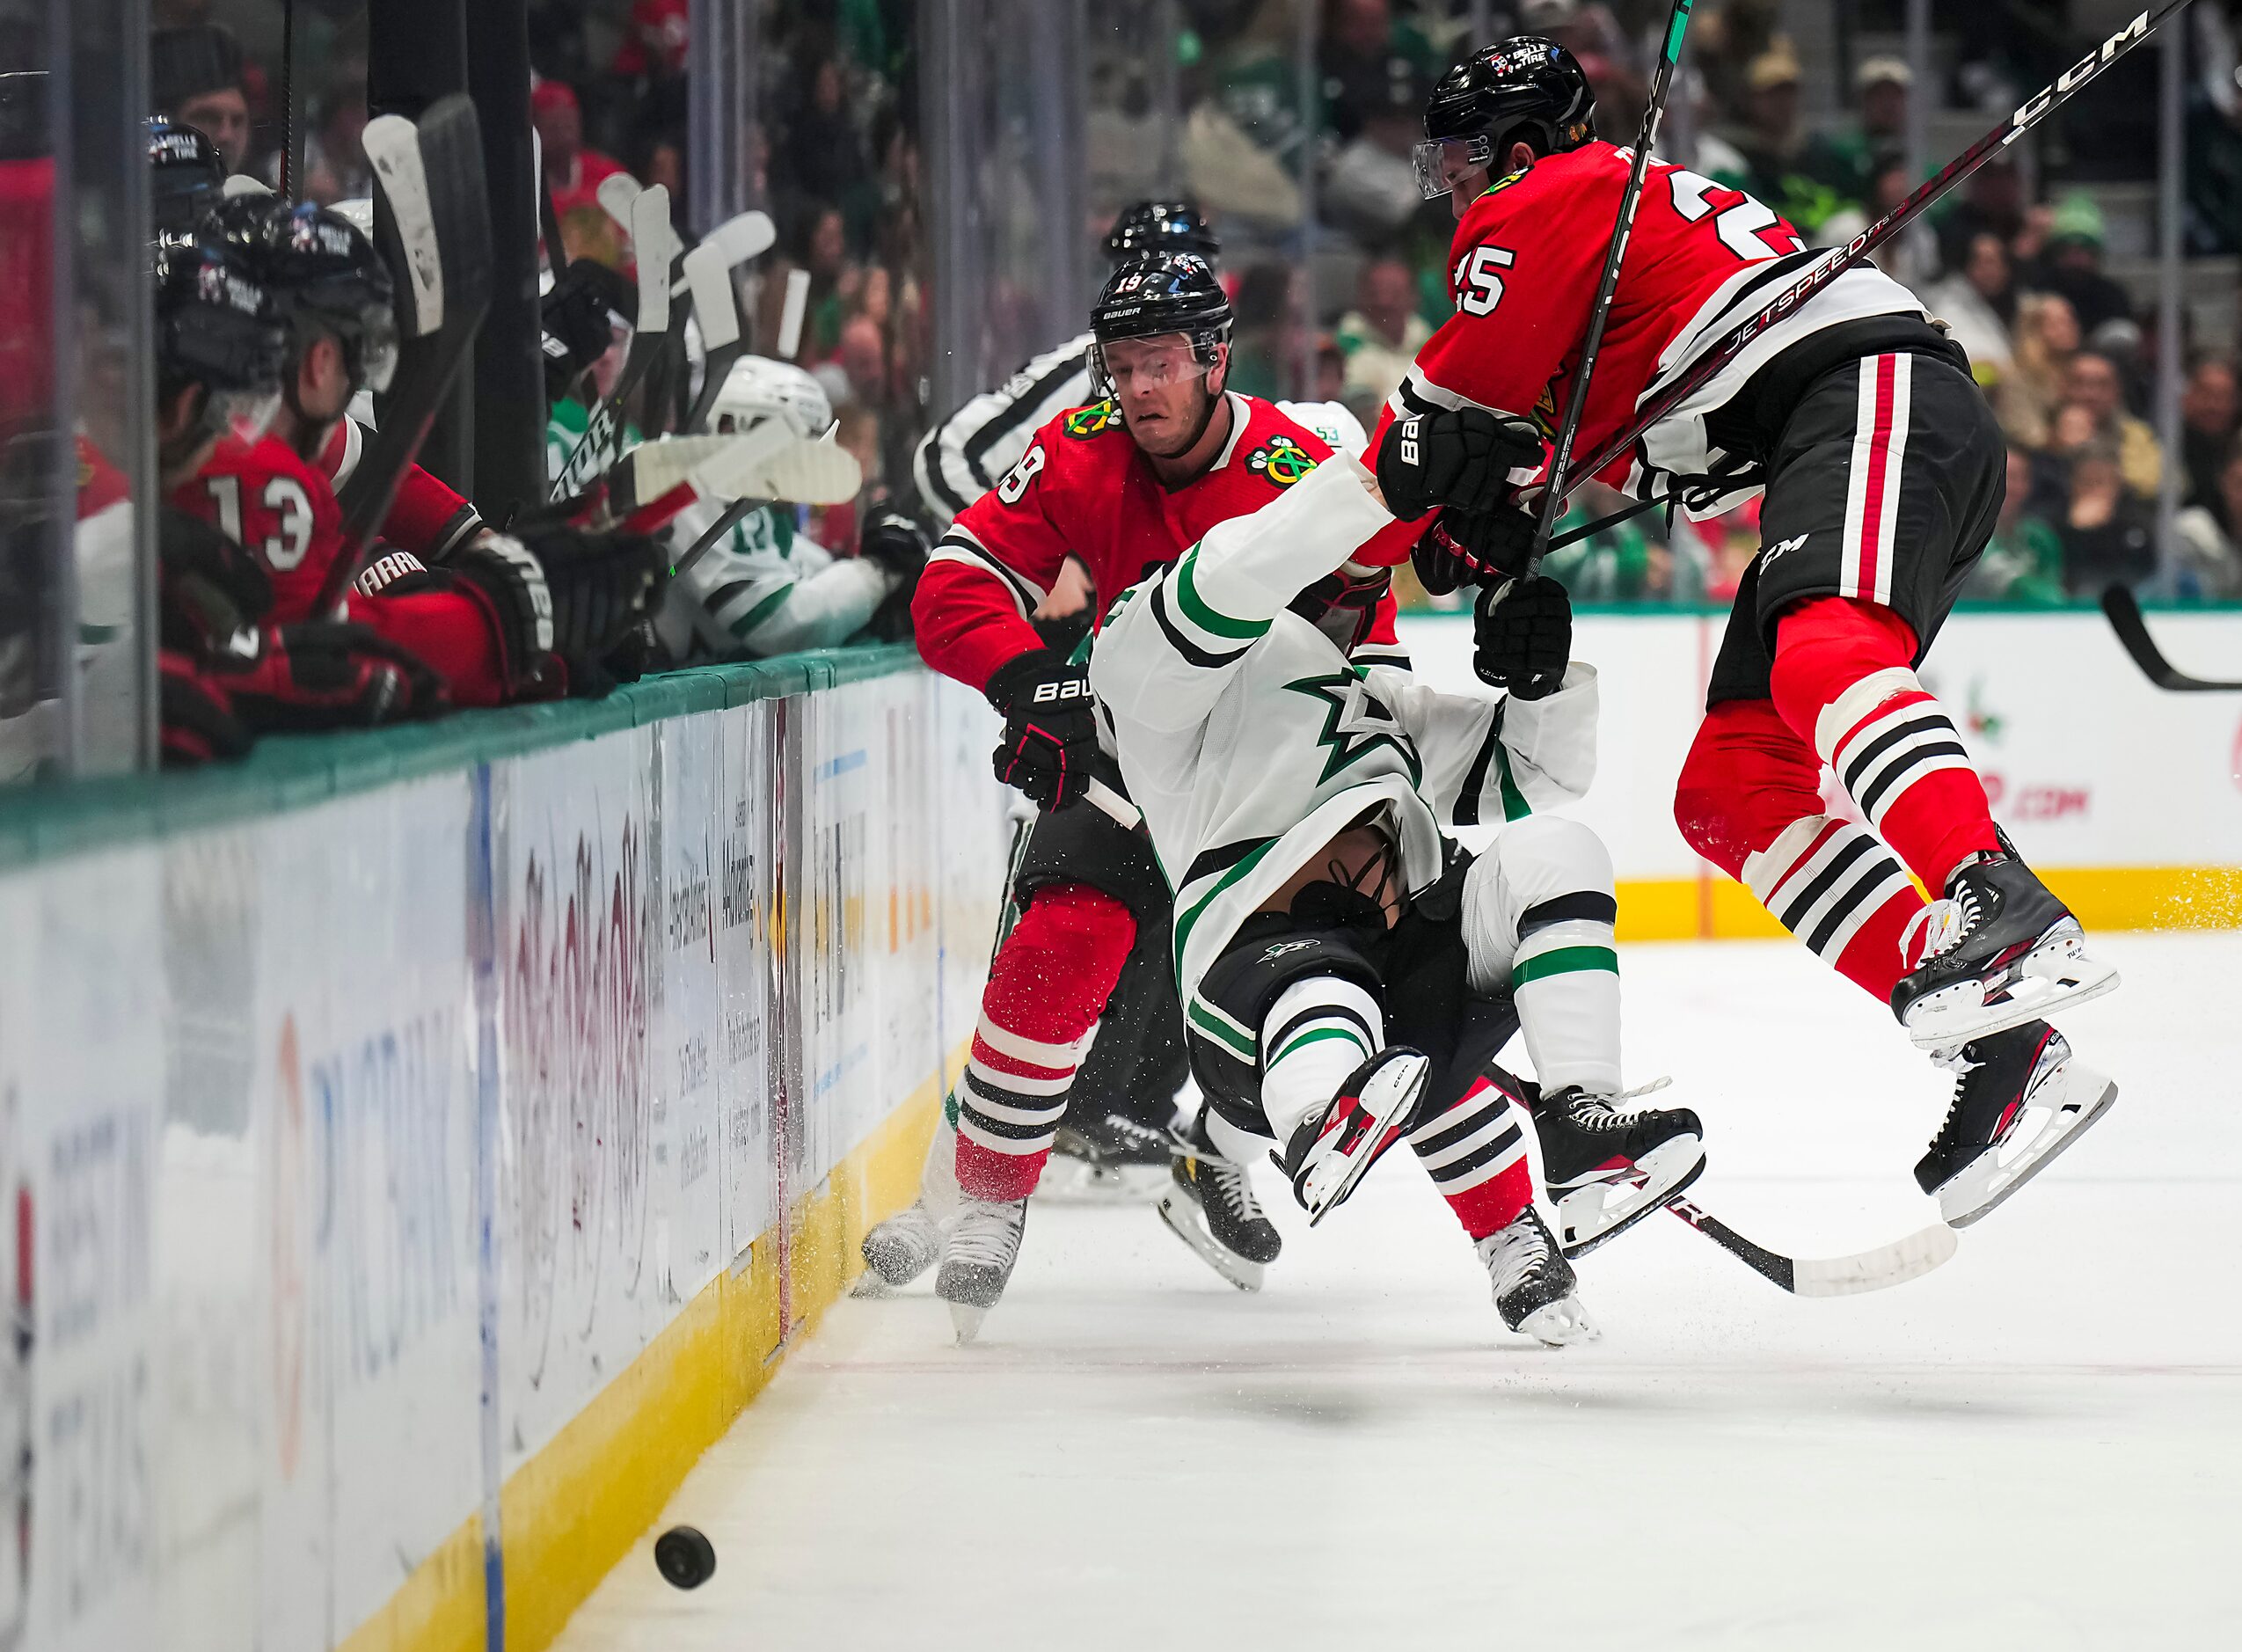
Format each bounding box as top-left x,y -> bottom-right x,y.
1371,139 -> 1926,534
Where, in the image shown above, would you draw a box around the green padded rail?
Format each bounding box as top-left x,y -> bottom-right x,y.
0,643 -> 924,876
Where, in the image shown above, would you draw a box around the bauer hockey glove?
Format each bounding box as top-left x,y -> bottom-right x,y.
1472,576 -> 1572,701
1414,498 -> 1542,593
984,647 -> 1099,811
1374,406 -> 1544,521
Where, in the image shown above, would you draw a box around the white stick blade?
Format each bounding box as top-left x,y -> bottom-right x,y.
621,434 -> 736,500
776,267 -> 811,359
364,113 -> 442,335
696,428 -> 862,506
596,170 -> 641,230
1794,1224 -> 1960,1297
704,209 -> 776,267
683,244 -> 741,350
631,185 -> 675,334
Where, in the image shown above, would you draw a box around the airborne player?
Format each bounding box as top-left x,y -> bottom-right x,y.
1362,36 -> 2120,1226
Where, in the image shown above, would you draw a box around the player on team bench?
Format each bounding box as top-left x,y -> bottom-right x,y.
1090,449 -> 1705,1345
1363,35 -> 2119,1227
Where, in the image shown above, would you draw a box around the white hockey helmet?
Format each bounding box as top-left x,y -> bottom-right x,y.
711,355 -> 832,441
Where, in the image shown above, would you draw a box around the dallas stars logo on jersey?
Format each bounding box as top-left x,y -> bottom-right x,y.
1063,400 -> 1120,438
1284,666 -> 1421,786
1245,435 -> 1317,489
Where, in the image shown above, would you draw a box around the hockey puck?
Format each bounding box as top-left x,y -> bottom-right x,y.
654,1524 -> 716,1590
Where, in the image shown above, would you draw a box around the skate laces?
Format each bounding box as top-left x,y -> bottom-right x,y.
1563,1075 -> 1673,1129
1900,886 -> 1983,969
950,1202 -> 1024,1268
1479,1212 -> 1553,1290
1199,1152 -> 1262,1217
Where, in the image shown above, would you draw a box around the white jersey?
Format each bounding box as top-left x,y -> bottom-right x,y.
655,496 -> 891,661
913,325 -> 1368,523
1090,454 -> 1597,1045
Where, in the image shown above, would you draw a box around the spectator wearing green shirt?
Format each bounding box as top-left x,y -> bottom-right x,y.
1965,449 -> 2066,604
1719,45 -> 1863,237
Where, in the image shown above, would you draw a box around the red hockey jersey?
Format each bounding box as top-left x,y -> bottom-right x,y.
1366,140 -> 1928,545
917,393 -> 1417,692
172,435 -> 515,705
315,417 -> 486,559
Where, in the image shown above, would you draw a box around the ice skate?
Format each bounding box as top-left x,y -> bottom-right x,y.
1274,1047 -> 1429,1225
935,1198 -> 1028,1344
1477,1208 -> 1597,1345
855,1202 -> 941,1296
1916,1021 -> 2118,1228
1158,1117 -> 1282,1290
1892,836 -> 2119,1049
1532,1083 -> 1705,1257
1038,1112 -> 1176,1202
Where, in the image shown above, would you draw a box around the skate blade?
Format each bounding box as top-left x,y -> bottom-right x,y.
1905,932 -> 2121,1050
1155,1190 -> 1267,1292
1939,1065 -> 2120,1228
1034,1156 -> 1172,1204
1557,1137 -> 1705,1260
946,1300 -> 990,1346
1304,1054 -> 1429,1227
1514,1294 -> 1600,1348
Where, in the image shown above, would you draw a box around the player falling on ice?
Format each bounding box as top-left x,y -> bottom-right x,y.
1364,36 -> 2118,1226
883,201 -> 1377,1212
1092,448 -> 1705,1344
874,253 -> 1437,1339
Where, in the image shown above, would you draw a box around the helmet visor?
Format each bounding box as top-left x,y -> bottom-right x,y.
1412,134 -> 1496,201
355,304 -> 401,394
1088,335 -> 1216,400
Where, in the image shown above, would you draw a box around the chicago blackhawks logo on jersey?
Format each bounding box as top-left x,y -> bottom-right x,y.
1245,435 -> 1318,489
1063,400 -> 1120,438
1285,666 -> 1421,786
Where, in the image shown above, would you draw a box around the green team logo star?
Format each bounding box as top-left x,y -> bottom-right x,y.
1284,666 -> 1421,786
1063,400 -> 1119,438
1245,435 -> 1318,488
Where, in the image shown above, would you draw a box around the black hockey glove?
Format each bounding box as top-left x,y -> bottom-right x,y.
984,647 -> 1098,811
1413,499 -> 1542,594
1472,576 -> 1572,702
508,524 -> 666,695
1374,406 -> 1544,521
159,647 -> 253,766
218,622 -> 449,731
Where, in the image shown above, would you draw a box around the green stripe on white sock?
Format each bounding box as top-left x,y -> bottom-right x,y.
1267,1022 -> 1370,1071
1511,944 -> 1619,986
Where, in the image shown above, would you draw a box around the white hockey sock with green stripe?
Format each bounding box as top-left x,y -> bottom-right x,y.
1464,815 -> 1623,1094
1259,976 -> 1384,1143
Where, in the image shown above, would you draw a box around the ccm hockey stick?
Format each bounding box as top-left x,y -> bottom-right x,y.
1528,0 -> 1697,576
1562,0 -> 2201,505
2100,585 -> 2242,691
1665,1194 -> 1958,1296
322,95 -> 493,616
553,184 -> 676,499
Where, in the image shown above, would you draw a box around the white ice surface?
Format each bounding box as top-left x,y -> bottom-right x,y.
555,932 -> 2242,1652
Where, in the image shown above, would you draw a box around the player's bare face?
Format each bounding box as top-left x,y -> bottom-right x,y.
1106,336 -> 1216,459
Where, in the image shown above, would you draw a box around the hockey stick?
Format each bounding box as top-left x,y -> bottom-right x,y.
1665,1194 -> 1958,1297
552,184 -> 676,499
678,211 -> 777,431
1562,0 -> 2200,504
321,97 -> 493,616
1527,0 -> 1697,576
2100,585 -> 2242,691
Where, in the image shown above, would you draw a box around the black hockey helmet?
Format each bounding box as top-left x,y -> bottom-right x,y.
1087,252 -> 1232,399
1103,199 -> 1221,264
1414,36 -> 1595,200
149,116 -> 227,239
206,194 -> 400,393
155,230 -> 287,457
